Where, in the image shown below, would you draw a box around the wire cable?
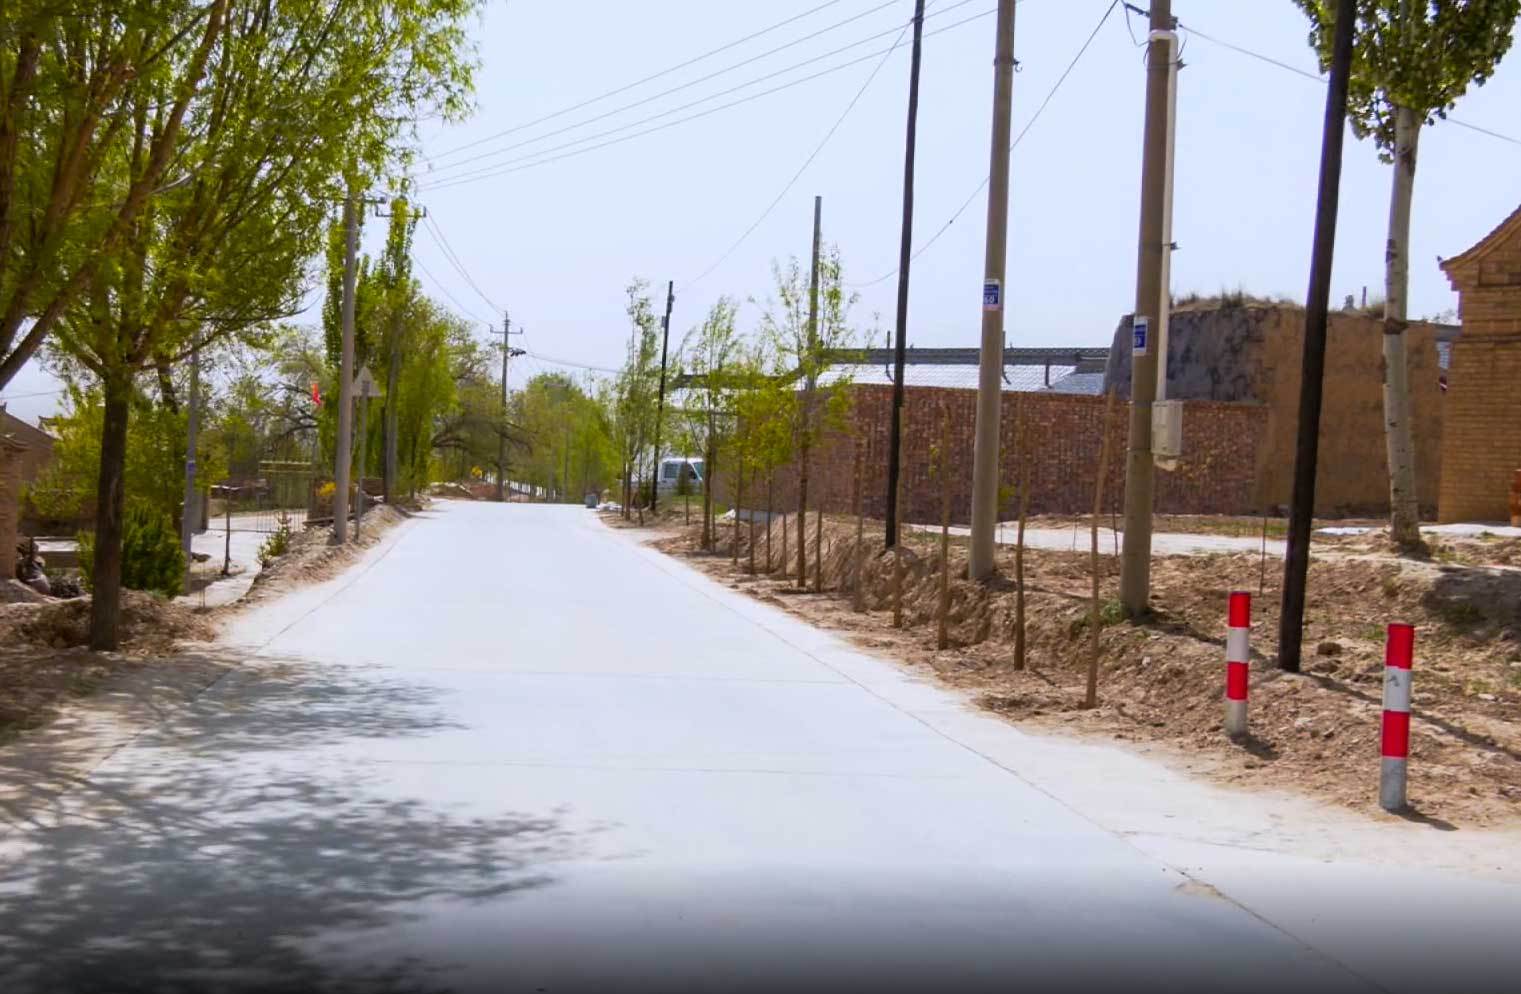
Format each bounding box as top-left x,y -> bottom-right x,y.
429,0 -> 861,161
421,213 -> 505,313
1178,19 -> 1521,147
415,257 -> 493,326
418,5 -> 996,194
678,7 -> 934,291
852,0 -> 1118,288
422,0 -> 980,181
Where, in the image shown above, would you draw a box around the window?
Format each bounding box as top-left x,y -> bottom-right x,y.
663,462 -> 680,481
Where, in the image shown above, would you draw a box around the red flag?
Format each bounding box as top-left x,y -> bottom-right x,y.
312,382 -> 322,407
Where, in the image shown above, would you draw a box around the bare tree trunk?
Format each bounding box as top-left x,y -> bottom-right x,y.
796,445 -> 808,590
733,457 -> 742,566
893,441 -> 906,630
936,407 -> 952,650
813,493 -> 823,592
89,373 -> 132,651
1085,390 -> 1119,709
853,442 -> 866,613
702,441 -> 715,551
765,473 -> 774,572
781,510 -> 788,579
1383,103 -> 1423,551
747,464 -> 757,574
1014,404 -> 1031,671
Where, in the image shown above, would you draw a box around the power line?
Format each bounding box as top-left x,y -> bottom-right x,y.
422,0 -> 979,181
524,350 -> 620,375
415,257 -> 493,325
853,0 -> 1119,287
420,213 -> 505,312
428,0 -> 857,162
1178,19 -> 1521,148
418,5 -> 998,194
678,11 -> 932,290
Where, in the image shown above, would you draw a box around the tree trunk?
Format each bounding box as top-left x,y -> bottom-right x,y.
732,457 -> 742,566
89,374 -> 132,651
1382,104 -> 1423,551
747,464 -> 757,574
766,474 -> 774,572
702,441 -> 715,550
383,308 -> 402,504
1013,392 -> 1028,670
797,432 -> 809,589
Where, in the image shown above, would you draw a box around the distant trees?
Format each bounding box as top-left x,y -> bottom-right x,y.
1295,0 -> 1520,550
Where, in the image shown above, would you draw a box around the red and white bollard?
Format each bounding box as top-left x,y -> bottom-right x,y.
1225,591 -> 1250,737
1380,623 -> 1415,811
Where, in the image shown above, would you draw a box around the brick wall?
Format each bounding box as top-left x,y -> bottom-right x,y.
1439,207 -> 1521,523
730,384 -> 1267,524
0,438 -> 25,581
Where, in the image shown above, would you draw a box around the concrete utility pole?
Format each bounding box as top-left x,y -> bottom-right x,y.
496,311 -> 522,502
181,331 -> 201,592
885,0 -> 927,548
1118,0 -> 1175,614
650,281 -> 675,514
799,195 -> 822,584
967,0 -> 1018,581
332,188 -> 359,544
1279,0 -> 1357,674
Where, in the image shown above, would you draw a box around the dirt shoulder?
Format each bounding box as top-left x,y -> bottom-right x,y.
648,512 -> 1521,829
0,503 -> 413,742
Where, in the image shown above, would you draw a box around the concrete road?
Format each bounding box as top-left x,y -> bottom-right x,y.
1,502 -> 1518,993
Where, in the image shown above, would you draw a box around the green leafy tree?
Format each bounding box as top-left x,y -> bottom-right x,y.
1296,0 -> 1519,549
680,297 -> 745,548
47,0 -> 479,648
612,280 -> 662,518
0,0 -> 228,388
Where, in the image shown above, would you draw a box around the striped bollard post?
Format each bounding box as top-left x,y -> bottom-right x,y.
1380,623 -> 1415,812
1224,591 -> 1250,738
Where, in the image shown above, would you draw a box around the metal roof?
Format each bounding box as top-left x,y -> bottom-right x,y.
816,364 -> 1073,393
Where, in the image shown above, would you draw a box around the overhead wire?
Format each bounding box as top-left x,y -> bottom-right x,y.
415,257 -> 493,326
421,0 -> 980,181
852,0 -> 1119,288
418,5 -> 997,194
678,5 -> 929,291
1178,19 -> 1521,147
428,0 -> 858,162
420,213 -> 505,313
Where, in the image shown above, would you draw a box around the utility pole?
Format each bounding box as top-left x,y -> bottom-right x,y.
885,0 -> 927,548
1279,0 -> 1357,674
800,195 -> 822,584
650,280 -> 675,514
332,187 -> 359,544
968,0 -> 1018,581
1118,0 -> 1175,614
497,311 -> 522,502
180,331 -> 201,592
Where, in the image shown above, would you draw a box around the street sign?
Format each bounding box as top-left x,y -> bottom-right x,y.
354,365 -> 381,398
982,279 -> 1002,311
1132,315 -> 1149,356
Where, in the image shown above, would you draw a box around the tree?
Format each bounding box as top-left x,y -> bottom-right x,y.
378,199 -> 418,503
612,280 -> 661,518
1296,0 -> 1519,550
0,0 -> 228,389
680,298 -> 744,549
47,0 -> 478,648
756,248 -> 858,585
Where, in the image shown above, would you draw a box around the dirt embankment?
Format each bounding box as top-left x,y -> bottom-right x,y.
655,511 -> 1521,828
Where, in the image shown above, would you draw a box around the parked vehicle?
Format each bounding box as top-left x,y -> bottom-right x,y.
655,456 -> 704,496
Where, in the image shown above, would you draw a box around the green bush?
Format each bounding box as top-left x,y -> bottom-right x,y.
78,504 -> 186,597
258,513 -> 293,567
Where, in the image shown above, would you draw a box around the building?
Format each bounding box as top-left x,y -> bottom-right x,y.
1438,205 -> 1521,523
1,407 -> 57,581
1103,301 -> 1455,516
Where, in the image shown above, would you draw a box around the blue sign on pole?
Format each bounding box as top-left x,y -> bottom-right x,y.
983,279 -> 1002,311
1132,315 -> 1150,355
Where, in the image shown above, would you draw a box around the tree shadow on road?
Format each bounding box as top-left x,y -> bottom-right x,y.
0,647 -> 599,994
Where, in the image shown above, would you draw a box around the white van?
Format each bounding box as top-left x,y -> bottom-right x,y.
655,456 -> 704,495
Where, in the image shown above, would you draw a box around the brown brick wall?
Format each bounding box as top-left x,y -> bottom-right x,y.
728,385 -> 1267,524
1439,207 -> 1521,523
0,439 -> 25,581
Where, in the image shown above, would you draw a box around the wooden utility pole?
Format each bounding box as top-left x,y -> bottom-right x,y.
651,280 -> 675,514
968,0 -> 1018,581
496,312 -> 521,502
885,0 -> 927,548
1280,0 -> 1357,674
332,188 -> 359,545
1118,0 -> 1176,613
799,196 -> 822,588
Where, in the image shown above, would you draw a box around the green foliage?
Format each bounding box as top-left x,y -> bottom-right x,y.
1294,0 -> 1520,154
78,505 -> 185,597
513,372 -> 618,501
258,513 -> 294,567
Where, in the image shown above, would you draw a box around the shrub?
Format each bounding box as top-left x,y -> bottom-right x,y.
258,513 -> 293,567
78,504 -> 186,597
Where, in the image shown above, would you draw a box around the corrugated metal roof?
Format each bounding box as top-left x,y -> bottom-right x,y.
816,364 -> 1072,393
1043,371 -> 1107,395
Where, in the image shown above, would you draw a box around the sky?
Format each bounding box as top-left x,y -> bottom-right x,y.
3,0 -> 1519,424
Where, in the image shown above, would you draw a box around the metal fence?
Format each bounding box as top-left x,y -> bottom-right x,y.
209,460 -> 317,535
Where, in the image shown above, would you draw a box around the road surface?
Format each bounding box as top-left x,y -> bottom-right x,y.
1,502 -> 1517,993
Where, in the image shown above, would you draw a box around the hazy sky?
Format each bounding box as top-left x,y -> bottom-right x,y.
4,0 -> 1519,422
